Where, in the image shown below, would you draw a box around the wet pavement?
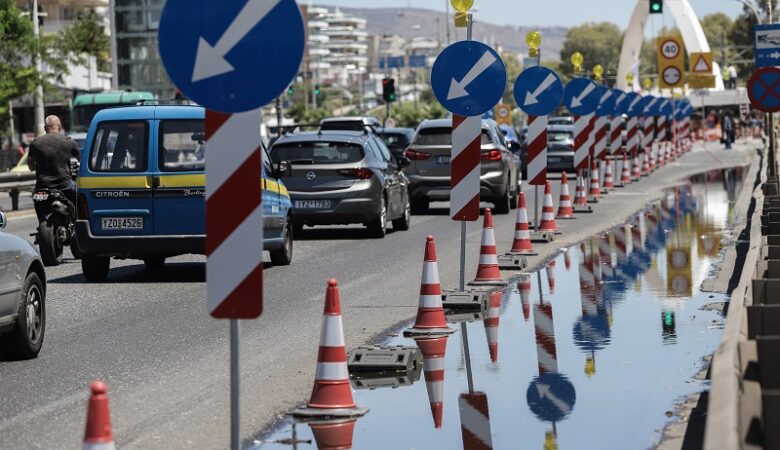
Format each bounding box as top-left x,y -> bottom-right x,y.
253,168 -> 743,450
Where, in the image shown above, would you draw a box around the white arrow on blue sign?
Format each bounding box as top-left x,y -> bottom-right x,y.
431,40 -> 507,116
625,93 -> 643,118
613,89 -> 629,116
595,86 -> 616,117
526,373 -> 577,423
158,0 -> 305,113
563,78 -> 601,115
513,66 -> 563,116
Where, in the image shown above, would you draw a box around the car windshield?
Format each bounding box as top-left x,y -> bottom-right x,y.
413,128 -> 491,146
159,120 -> 205,172
89,121 -> 148,172
271,141 -> 364,164
378,132 -> 410,149
548,131 -> 573,143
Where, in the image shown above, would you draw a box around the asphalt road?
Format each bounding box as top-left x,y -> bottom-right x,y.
0,140 -> 757,449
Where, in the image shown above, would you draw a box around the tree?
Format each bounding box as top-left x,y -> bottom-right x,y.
57,10 -> 110,72
559,22 -> 623,76
501,51 -> 522,105
729,1 -> 777,80
700,13 -> 735,67
0,0 -> 38,137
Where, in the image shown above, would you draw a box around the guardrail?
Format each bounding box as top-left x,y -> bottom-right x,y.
0,171 -> 36,210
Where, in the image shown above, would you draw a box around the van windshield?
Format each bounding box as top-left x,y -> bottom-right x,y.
89,121 -> 148,172
271,141 -> 364,164
159,120 -> 205,172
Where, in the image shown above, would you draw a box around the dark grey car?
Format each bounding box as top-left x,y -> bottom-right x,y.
0,212 -> 47,359
270,131 -> 411,238
546,125 -> 575,172
403,118 -> 521,214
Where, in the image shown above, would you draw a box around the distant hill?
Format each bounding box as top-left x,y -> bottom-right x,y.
323,5 -> 568,60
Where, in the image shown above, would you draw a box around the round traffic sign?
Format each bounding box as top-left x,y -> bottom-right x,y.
644,96 -> 660,116
625,92 -> 643,117
660,99 -> 673,117
596,86 -> 616,117
613,89 -> 630,115
563,77 -> 600,116
660,39 -> 681,60
527,373 -> 576,422
158,0 -> 305,113
748,67 -> 780,113
662,66 -> 683,86
431,40 -> 507,116
513,66 -> 563,116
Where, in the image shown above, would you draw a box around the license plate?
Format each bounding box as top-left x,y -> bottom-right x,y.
32,192 -> 48,201
294,200 -> 332,209
101,217 -> 143,230
435,156 -> 451,165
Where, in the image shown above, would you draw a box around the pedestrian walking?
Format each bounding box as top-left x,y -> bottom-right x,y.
728,65 -> 738,90
722,112 -> 734,150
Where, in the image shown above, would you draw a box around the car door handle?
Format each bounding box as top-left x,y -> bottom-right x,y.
151,175 -> 160,189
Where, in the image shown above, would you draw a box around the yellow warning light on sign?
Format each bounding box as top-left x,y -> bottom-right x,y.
571,52 -> 584,72
526,31 -> 542,57
593,64 -> 604,81
643,78 -> 653,90
454,11 -> 468,27
450,0 -> 474,12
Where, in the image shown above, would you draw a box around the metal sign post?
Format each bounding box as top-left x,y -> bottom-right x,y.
158,1 -> 305,448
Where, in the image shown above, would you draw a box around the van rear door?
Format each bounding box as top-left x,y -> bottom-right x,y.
79,120 -> 155,236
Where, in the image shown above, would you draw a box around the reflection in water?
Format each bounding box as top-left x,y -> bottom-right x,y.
253,168 -> 741,450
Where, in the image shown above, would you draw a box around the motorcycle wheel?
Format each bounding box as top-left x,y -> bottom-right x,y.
37,222 -> 63,267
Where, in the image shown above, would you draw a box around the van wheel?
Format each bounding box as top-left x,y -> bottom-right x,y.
82,254 -> 110,282
0,272 -> 45,360
270,221 -> 293,266
143,257 -> 166,272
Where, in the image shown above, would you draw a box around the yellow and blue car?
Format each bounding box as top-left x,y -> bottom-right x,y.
75,104 -> 293,282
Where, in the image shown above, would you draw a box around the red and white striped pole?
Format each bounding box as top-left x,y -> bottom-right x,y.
459,392 -> 494,450
573,114 -> 591,198
594,114 -> 609,192
526,114 -> 548,230
657,113 -> 667,166
643,115 -> 655,172
626,114 -> 639,178
610,113 -> 623,186
534,302 -> 558,375
451,115 -> 481,220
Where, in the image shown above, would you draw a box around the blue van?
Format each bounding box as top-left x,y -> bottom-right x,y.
75,104 -> 293,282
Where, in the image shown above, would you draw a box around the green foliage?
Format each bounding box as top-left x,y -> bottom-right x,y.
286,102 -> 332,125
501,52 -> 522,105
701,13 -> 735,66
388,97 -> 446,129
559,22 -> 623,76
0,0 -> 38,135
57,10 -> 110,72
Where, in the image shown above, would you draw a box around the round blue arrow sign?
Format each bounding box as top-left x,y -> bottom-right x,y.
513,66 -> 563,116
431,40 -> 507,116
625,92 -> 643,118
644,96 -> 660,116
527,373 -> 577,422
660,99 -> 673,118
595,86 -> 616,117
563,78 -> 600,115
613,89 -> 630,116
158,0 -> 305,113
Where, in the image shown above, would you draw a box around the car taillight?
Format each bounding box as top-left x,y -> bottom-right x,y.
76,193 -> 89,220
403,149 -> 431,160
338,168 -> 373,179
481,150 -> 502,161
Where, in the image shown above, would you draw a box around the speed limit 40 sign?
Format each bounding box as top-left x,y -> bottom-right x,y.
656,35 -> 685,89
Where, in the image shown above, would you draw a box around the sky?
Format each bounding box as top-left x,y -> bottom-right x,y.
315,0 -> 745,28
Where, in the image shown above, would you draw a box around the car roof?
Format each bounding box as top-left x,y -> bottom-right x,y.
320,116 -> 380,124
378,127 -> 414,134
418,118 -> 491,130
91,104 -> 205,122
272,130 -> 372,146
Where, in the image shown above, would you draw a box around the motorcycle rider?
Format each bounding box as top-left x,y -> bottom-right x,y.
28,115 -> 80,221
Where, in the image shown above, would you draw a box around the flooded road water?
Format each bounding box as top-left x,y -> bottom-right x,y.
253,168 -> 743,450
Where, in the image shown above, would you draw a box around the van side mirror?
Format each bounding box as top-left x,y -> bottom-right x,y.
276,160 -> 292,178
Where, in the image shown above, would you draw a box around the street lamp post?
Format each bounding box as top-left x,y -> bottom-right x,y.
32,0 -> 45,137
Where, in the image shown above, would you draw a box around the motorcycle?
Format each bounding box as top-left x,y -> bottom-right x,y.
32,159 -> 80,266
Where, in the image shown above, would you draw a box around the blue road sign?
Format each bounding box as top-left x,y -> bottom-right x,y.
755,24 -> 780,68
635,96 -> 653,117
409,54 -> 427,68
613,89 -> 630,116
748,67 -> 780,112
431,40 -> 507,116
513,66 -> 563,116
379,56 -> 406,70
643,96 -> 660,116
595,86 -> 616,117
625,92 -> 643,118
527,373 -> 577,423
563,78 -> 600,116
158,0 -> 305,113
659,99 -> 673,118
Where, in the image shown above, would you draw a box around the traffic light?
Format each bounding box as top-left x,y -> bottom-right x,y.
649,0 -> 663,14
382,78 -> 396,103
287,86 -> 294,96
314,84 -> 321,96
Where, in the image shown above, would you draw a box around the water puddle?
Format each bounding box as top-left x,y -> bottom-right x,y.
252,167 -> 743,450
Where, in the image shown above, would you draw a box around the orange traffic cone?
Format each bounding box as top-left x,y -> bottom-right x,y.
309,419 -> 358,450
556,172 -> 575,219
83,381 -> 115,450
546,260 -> 556,294
469,209 -> 506,286
538,182 -> 558,233
621,153 -> 631,185
603,160 -> 614,190
641,152 -> 650,176
405,236 -> 455,337
484,291 -> 501,364
632,151 -> 641,180
574,171 -> 588,206
564,248 -> 572,270
588,159 -> 601,200
415,336 -> 449,428
509,192 -> 536,255
518,274 -> 531,321
294,280 -> 368,418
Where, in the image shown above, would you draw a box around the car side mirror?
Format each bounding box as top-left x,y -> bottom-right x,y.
0,210 -> 7,229
396,156 -> 411,169
507,141 -> 521,153
276,160 -> 292,178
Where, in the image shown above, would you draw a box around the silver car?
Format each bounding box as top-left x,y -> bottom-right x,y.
0,212 -> 47,359
403,118 -> 521,214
